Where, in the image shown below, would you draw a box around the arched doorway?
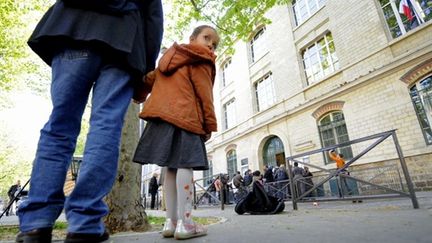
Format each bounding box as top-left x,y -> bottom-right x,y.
262,136 -> 285,168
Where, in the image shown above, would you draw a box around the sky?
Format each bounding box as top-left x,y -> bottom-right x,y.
1,91 -> 51,161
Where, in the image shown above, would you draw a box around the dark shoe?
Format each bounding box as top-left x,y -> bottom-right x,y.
64,231 -> 109,243
16,227 -> 53,243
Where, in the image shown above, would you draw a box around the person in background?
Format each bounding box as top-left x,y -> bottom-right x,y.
148,173 -> 159,210
232,171 -> 243,189
221,174 -> 232,204
214,176 -> 222,203
274,165 -> 288,200
6,180 -> 21,216
292,162 -> 305,198
243,169 -> 253,187
252,170 -> 264,185
303,166 -> 315,198
328,150 -> 354,199
263,165 -> 274,183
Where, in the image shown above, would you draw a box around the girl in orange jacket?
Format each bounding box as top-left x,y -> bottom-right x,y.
133,25 -> 219,240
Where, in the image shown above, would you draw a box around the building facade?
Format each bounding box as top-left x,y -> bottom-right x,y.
205,0 -> 432,191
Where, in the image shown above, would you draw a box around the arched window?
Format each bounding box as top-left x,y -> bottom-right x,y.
226,150 -> 237,177
409,75 -> 432,144
249,27 -> 267,63
318,111 -> 353,164
221,58 -> 232,87
263,136 -> 284,167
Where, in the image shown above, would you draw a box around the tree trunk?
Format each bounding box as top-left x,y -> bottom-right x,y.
104,103 -> 149,233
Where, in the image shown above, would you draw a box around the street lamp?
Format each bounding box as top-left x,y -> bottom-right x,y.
70,156 -> 82,181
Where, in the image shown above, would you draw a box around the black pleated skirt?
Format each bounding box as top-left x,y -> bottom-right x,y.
133,119 -> 209,170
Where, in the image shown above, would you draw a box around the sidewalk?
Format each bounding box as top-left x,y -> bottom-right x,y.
1,192 -> 431,243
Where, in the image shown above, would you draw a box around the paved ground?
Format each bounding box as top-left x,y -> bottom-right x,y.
1,192 -> 431,243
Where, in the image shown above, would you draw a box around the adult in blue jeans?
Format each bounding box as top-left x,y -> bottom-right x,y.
16,1 -> 163,242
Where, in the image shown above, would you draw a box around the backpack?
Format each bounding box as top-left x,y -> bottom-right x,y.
62,0 -> 138,15
235,181 -> 285,215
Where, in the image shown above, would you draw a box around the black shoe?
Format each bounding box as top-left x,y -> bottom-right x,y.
15,227 -> 53,243
64,231 -> 109,243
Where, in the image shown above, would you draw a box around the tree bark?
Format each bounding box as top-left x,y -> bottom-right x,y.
104,103 -> 149,233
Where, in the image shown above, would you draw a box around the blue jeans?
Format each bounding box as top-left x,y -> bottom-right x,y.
17,48 -> 133,234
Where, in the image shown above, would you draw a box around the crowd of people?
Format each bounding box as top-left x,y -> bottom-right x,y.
202,163 -> 316,206
154,149 -> 356,211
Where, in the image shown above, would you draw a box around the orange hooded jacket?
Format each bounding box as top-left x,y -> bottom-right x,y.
329,151 -> 345,169
136,42 -> 217,135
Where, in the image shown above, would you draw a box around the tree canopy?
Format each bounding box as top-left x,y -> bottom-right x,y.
0,0 -> 51,95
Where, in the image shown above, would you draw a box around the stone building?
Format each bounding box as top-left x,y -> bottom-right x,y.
203,0 -> 432,192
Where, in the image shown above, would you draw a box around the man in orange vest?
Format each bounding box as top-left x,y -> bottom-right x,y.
329,150 -> 352,197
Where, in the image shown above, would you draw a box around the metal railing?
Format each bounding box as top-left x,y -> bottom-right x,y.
193,173 -> 229,210
286,130 -> 419,210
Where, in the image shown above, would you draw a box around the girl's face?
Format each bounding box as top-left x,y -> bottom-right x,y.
190,27 -> 219,53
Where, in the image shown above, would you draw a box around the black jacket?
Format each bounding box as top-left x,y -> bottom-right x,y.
8,185 -> 19,198
263,169 -> 274,183
28,0 -> 163,96
148,176 -> 159,194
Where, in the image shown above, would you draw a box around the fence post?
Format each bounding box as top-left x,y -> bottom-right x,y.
391,131 -> 419,209
220,173 -> 225,211
286,161 -> 297,210
193,182 -> 197,210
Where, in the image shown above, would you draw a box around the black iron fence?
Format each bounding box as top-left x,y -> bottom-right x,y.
286,130 -> 419,210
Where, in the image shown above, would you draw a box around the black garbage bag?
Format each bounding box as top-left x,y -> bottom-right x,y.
235,181 -> 285,215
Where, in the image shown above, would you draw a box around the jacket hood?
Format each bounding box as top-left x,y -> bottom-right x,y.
158,42 -> 216,75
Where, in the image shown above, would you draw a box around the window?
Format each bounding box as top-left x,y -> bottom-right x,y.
263,136 -> 285,168
250,27 -> 267,63
318,111 -> 353,164
302,32 -> 339,85
240,158 -> 249,175
221,59 -> 232,87
226,150 -> 238,177
223,99 -> 236,130
255,73 -> 276,112
410,75 -> 432,144
203,160 -> 213,187
293,0 -> 327,26
379,0 -> 432,39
